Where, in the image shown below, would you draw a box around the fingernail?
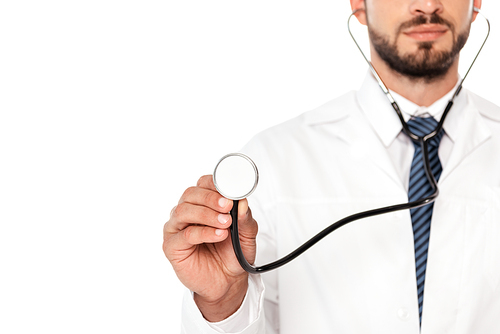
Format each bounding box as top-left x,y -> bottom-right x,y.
218,214 -> 230,225
218,198 -> 228,208
215,229 -> 225,236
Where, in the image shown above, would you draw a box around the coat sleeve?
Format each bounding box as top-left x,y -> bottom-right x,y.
180,274 -> 267,334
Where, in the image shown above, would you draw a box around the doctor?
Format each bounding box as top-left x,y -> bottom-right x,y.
164,0 -> 500,333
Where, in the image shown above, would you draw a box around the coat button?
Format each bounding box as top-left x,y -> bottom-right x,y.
397,308 -> 410,321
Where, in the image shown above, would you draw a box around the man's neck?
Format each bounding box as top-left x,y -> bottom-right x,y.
370,50 -> 460,107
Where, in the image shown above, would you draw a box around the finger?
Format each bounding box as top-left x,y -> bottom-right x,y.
168,202 -> 232,232
176,225 -> 229,248
197,175 -> 217,191
164,225 -> 229,261
179,186 -> 233,213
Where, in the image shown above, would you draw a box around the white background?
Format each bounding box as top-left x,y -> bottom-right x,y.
0,1 -> 499,333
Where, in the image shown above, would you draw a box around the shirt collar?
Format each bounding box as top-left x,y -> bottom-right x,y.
356,71 -> 465,146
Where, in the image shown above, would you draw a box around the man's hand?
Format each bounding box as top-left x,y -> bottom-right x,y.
163,175 -> 258,321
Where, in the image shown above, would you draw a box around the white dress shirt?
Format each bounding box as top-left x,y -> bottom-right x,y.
180,72 -> 500,334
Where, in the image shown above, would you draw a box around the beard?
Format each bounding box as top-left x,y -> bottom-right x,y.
368,14 -> 470,82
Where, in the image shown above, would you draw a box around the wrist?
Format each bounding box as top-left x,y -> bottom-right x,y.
194,275 -> 249,322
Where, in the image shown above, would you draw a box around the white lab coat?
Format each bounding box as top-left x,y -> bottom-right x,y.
181,74 -> 500,334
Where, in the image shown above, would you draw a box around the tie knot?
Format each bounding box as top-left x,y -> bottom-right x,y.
407,116 -> 444,148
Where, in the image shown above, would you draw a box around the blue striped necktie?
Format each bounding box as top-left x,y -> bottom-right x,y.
407,116 -> 444,327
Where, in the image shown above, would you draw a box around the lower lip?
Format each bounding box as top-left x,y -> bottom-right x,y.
404,30 -> 447,41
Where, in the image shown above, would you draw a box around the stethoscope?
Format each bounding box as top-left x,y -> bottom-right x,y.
213,8 -> 490,274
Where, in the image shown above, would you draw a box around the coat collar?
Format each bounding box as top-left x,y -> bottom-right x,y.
302,72 -> 495,186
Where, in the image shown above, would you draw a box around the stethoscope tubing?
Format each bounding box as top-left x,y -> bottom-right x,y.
230,146 -> 439,274
229,8 -> 490,274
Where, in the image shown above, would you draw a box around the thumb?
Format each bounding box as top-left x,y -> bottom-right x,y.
231,198 -> 257,239
237,198 -> 249,220
229,198 -> 257,267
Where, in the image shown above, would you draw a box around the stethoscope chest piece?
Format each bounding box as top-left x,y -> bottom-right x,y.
213,153 -> 259,200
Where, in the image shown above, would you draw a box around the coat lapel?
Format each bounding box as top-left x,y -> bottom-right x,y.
349,118 -> 406,189
439,94 -> 492,183
305,90 -> 406,190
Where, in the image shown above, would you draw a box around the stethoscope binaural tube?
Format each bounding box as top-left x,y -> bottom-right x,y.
225,8 -> 490,275
348,6 -> 490,145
